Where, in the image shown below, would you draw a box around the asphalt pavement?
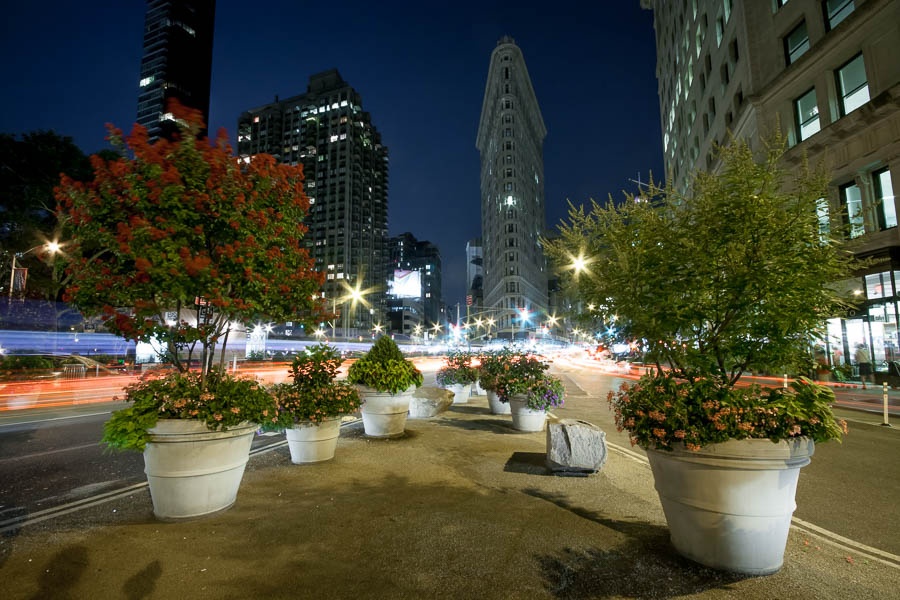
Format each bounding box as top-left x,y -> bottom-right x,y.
0,377 -> 898,599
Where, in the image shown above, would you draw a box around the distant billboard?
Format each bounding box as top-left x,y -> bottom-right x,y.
389,269 -> 422,299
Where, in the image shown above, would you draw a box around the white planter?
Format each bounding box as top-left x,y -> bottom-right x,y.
143,420 -> 258,520
646,437 -> 814,575
508,395 -> 547,432
358,385 -> 415,438
486,390 -> 511,415
285,418 -> 341,463
446,383 -> 471,404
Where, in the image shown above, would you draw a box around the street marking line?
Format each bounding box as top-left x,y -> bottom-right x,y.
791,517 -> 900,569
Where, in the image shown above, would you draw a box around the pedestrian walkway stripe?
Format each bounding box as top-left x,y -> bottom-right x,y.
605,439 -> 900,570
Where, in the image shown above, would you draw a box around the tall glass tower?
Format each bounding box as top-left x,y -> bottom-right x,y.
136,0 -> 216,141
476,36 -> 548,338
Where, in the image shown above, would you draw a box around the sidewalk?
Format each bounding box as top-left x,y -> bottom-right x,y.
1,388 -> 898,599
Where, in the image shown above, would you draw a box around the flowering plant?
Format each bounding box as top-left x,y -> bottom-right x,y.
608,372 -> 847,451
492,352 -> 552,403
520,374 -> 566,411
435,351 -> 478,386
267,343 -> 360,428
477,348 -> 515,392
101,369 -> 277,452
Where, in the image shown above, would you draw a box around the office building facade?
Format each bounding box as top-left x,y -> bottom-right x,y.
476,36 -> 548,338
237,70 -> 389,336
136,0 -> 216,140
641,0 -> 900,375
386,233 -> 442,336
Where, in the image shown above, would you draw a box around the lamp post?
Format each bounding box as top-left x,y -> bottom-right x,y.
8,241 -> 61,300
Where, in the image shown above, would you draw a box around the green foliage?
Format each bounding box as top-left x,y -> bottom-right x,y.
347,336 -> 423,394
477,348 -> 517,392
263,343 -> 360,428
546,138 -> 857,385
101,369 -> 277,452
608,372 -> 847,451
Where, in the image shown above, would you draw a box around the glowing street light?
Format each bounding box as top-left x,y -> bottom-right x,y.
8,240 -> 62,299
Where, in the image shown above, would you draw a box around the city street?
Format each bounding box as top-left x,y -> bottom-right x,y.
2,356 -> 898,559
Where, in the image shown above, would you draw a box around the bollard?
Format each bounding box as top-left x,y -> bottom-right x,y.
232,354 -> 238,372
882,382 -> 893,428
783,374 -> 788,389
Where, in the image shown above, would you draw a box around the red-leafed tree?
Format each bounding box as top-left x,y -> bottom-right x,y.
55,102 -> 326,383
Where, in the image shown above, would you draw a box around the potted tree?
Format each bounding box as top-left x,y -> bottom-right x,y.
435,351 -> 478,404
267,343 -> 361,463
546,139 -> 853,574
347,335 -> 423,437
56,103 -> 325,519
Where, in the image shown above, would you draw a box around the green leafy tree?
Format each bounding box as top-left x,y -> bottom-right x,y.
0,131 -> 92,303
55,103 -> 326,385
545,138 -> 857,386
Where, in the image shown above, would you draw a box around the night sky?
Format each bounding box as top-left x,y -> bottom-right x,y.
1,1 -> 663,307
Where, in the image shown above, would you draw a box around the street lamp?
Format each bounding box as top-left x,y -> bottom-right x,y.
8,241 -> 61,299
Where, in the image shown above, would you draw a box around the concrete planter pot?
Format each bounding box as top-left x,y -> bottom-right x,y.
646,437 -> 814,575
508,395 -> 547,432
357,385 -> 415,438
446,383 -> 471,404
143,420 -> 258,521
486,390 -> 511,415
285,417 -> 341,464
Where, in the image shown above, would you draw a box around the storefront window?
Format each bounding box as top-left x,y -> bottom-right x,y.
865,272 -> 893,299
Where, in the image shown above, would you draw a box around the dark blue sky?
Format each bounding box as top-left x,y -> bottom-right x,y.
1,1 -> 663,306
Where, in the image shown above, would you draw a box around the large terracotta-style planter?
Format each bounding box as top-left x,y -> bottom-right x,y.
646,437 -> 814,575
486,390 -> 511,415
357,385 -> 415,438
508,395 -> 547,432
143,420 -> 258,520
285,417 -> 341,463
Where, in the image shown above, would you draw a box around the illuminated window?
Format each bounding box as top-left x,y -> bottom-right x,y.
874,167 -> 897,231
840,181 -> 865,238
836,53 -> 869,116
794,88 -> 820,141
784,21 -> 809,65
824,0 -> 854,31
140,76 -> 154,87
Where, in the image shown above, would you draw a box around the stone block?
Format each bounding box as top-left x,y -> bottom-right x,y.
546,419 -> 607,476
408,386 -> 454,418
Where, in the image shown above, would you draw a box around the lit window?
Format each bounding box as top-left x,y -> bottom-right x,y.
506,195 -> 516,206
784,21 -> 809,65
836,53 -> 869,116
794,88 -> 820,141
253,116 -> 259,123
816,197 -> 830,240
874,168 -> 897,230
139,76 -> 154,87
824,0 -> 854,30
841,182 -> 865,239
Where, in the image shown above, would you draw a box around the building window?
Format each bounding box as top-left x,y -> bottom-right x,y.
816,197 -> 830,240
874,168 -> 897,231
784,21 -> 809,65
824,0 -> 855,30
836,53 -> 869,116
795,88 -> 820,141
841,182 -> 865,239
716,16 -> 724,46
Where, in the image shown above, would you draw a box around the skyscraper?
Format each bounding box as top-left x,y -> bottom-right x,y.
640,0 -> 900,380
136,0 -> 216,140
476,36 -> 548,338
237,70 -> 389,336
